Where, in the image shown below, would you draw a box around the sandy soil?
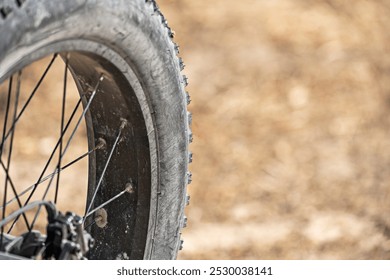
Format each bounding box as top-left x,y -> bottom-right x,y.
157,0 -> 390,259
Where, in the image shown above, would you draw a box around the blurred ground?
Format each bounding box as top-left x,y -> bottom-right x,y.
157,0 -> 390,259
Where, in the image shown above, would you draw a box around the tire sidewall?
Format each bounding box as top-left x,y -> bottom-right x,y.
0,0 -> 189,260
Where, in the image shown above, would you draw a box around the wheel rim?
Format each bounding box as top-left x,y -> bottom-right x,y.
0,42 -> 154,259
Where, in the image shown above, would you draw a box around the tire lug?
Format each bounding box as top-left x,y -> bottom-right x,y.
188,129 -> 193,143
174,44 -> 180,54
0,6 -> 12,19
186,92 -> 191,105
182,216 -> 188,228
188,152 -> 193,163
179,57 -> 185,70
169,29 -> 175,38
182,75 -> 189,86
16,0 -> 26,7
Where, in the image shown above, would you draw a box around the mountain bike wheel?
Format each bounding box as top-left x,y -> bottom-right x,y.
0,0 -> 191,259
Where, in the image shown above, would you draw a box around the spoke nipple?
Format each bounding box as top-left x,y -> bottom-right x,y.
96,138 -> 107,150
125,183 -> 134,194
120,118 -> 128,130
94,208 -> 108,228
98,75 -> 105,82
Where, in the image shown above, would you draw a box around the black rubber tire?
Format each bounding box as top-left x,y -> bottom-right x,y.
0,0 -> 191,259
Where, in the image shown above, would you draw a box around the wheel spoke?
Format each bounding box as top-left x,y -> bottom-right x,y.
25,98 -> 83,201
0,75 -> 13,247
0,159 -> 28,227
0,76 -> 12,158
84,220 -> 96,230
1,56 -> 59,236
0,54 -> 58,152
84,183 -> 133,220
0,142 -> 103,210
7,91 -> 84,232
6,72 -> 21,199
28,75 -> 104,231
40,75 -> 104,199
54,55 -> 69,203
0,73 -> 31,242
84,119 -> 127,220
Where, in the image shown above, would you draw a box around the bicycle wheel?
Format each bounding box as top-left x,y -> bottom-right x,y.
0,0 -> 191,260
